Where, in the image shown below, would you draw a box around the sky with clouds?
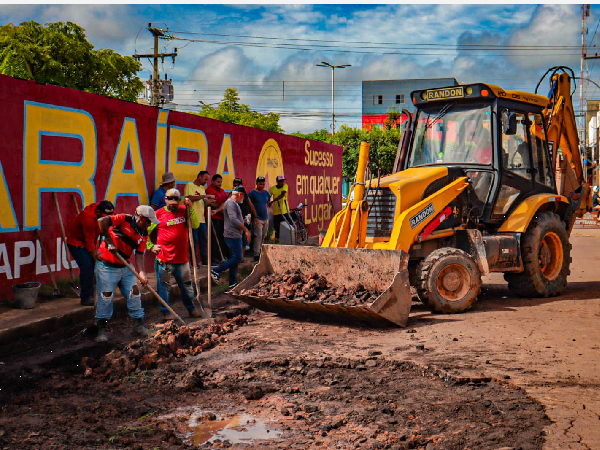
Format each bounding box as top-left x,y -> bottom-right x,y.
1,3 -> 598,134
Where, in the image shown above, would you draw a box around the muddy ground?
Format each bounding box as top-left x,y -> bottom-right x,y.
0,230 -> 599,449
0,300 -> 548,450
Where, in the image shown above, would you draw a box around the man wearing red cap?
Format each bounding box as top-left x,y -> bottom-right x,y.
268,175 -> 289,239
66,200 -> 114,306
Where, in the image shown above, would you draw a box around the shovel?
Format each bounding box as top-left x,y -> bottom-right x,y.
186,205 -> 211,318
71,194 -> 81,215
34,229 -> 62,297
113,252 -> 185,325
53,193 -> 81,296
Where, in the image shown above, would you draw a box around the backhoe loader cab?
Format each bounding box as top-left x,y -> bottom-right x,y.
407,83 -> 557,227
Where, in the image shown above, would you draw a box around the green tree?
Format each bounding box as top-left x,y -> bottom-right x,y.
383,106 -> 402,130
0,21 -> 143,102
195,88 -> 283,133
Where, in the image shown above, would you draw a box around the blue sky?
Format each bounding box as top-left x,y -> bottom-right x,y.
1,4 -> 596,134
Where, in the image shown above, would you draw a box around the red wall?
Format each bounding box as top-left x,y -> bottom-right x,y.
0,75 -> 342,299
362,113 -> 408,131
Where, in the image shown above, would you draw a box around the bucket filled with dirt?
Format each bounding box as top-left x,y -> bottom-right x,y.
229,244 -> 413,326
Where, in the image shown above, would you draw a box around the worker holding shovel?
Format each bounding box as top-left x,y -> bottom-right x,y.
146,188 -> 204,321
66,200 -> 114,306
95,205 -> 158,343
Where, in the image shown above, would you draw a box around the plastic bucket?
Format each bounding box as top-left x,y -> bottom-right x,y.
13,282 -> 41,309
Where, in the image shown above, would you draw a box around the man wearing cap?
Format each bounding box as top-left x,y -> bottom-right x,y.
205,174 -> 229,263
94,205 -> 157,342
66,200 -> 115,306
150,172 -> 176,210
232,177 -> 257,252
268,175 -> 290,239
146,188 -> 203,320
211,185 -> 251,289
248,176 -> 270,261
184,170 -> 215,266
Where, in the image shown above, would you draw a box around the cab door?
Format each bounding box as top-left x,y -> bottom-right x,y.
491,110 -> 535,219
528,112 -> 556,193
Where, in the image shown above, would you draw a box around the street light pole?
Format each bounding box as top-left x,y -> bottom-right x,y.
317,61 -> 351,135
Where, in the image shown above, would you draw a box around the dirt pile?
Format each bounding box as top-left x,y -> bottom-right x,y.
240,270 -> 381,306
82,315 -> 248,381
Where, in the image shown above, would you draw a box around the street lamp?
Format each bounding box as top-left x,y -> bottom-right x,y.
317,61 -> 351,135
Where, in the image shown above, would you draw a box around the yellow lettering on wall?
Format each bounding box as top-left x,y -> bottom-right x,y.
255,138 -> 284,190
105,118 -> 148,205
216,134 -> 235,190
155,110 -> 169,188
0,160 -> 18,232
168,126 -> 208,185
23,102 -> 96,230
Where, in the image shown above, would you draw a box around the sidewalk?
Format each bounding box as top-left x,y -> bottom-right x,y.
0,260 -> 257,357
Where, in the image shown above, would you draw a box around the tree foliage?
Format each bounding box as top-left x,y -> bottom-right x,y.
291,109 -> 403,180
0,21 -> 144,102
195,88 -> 283,133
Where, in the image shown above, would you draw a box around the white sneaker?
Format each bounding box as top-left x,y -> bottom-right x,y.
210,270 -> 220,284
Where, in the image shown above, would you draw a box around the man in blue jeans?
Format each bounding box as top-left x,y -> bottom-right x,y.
66,200 -> 114,306
211,185 -> 251,289
95,205 -> 157,342
147,189 -> 202,320
184,170 -> 215,266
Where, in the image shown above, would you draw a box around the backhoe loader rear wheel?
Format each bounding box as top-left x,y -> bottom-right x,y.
505,211 -> 571,298
416,248 -> 482,314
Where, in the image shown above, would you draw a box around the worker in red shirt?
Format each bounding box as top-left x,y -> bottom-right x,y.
146,188 -> 202,320
94,205 -> 158,342
205,174 -> 229,263
66,200 -> 114,306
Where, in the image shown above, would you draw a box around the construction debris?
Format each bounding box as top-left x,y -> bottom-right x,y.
240,270 -> 381,306
82,315 -> 248,380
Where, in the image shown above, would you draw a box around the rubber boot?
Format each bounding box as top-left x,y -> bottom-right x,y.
132,318 -> 150,337
96,319 -> 108,343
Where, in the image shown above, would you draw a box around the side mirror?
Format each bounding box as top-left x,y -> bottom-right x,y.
502,110 -> 517,135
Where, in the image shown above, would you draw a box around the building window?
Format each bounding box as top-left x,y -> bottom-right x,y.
373,95 -> 383,105
396,94 -> 405,104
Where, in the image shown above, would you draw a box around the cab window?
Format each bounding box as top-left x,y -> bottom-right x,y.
528,113 -> 555,188
501,112 -> 531,179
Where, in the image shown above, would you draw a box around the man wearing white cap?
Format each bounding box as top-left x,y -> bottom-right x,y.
94,204 -> 158,342
211,185 -> 251,289
146,188 -> 203,320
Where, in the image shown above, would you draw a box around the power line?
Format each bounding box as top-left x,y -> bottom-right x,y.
164,35 -> 580,57
167,30 -> 581,50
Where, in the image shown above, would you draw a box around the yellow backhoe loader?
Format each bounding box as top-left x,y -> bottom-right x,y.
230,66 -> 591,327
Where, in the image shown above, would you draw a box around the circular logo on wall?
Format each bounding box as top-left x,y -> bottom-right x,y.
255,138 -> 284,189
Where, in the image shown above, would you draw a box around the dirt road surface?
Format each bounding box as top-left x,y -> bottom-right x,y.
0,229 -> 598,449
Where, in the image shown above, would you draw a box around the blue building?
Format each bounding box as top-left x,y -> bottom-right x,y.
362,78 -> 459,130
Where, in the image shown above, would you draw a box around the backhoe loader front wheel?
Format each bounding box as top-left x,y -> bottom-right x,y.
505,211 -> 571,298
417,248 -> 482,314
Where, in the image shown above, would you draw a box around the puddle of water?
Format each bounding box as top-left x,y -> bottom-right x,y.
159,406 -> 282,446
191,413 -> 281,445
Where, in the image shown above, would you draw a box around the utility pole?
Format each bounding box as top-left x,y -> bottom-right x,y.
579,5 -> 589,178
133,23 -> 177,106
317,61 -> 351,135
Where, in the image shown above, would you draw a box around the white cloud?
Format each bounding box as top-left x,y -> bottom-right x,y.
40,4 -> 138,49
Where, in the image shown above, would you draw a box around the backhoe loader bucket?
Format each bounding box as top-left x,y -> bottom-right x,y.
228,244 -> 412,327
